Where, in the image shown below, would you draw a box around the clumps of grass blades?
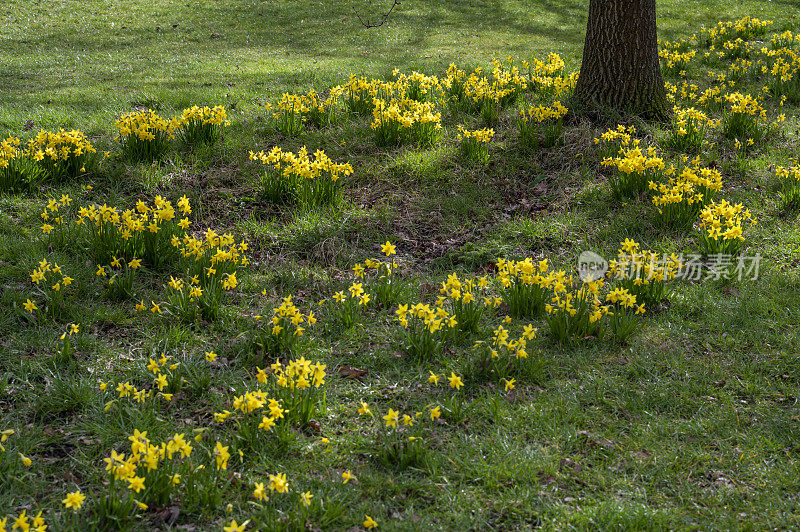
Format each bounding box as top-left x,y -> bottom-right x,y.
665,106 -> 718,153
650,157 -> 723,227
27,129 -> 95,181
0,136 -> 45,191
696,199 -> 756,257
353,241 -> 409,308
776,165 -> 800,208
371,97 -> 442,147
251,295 -> 315,357
174,105 -> 229,145
516,101 -> 568,150
606,239 -> 682,307
496,257 -> 549,318
249,146 -> 353,209
456,125 -> 493,164
602,145 -> 667,200
395,302 -> 457,362
115,109 -> 175,162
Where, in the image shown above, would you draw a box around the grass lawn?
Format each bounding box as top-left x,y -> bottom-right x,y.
2,0 -> 800,530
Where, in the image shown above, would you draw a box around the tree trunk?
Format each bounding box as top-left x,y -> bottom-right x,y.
572,0 -> 670,121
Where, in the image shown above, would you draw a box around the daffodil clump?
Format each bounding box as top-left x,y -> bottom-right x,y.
252,295 -> 315,357
77,194 -> 191,269
606,239 -> 682,306
665,106 -> 718,153
300,88 -> 342,128
268,93 -> 309,136
214,383 -> 288,455
174,105 -> 229,145
260,357 -> 327,425
727,57 -> 758,82
1,510 -> 48,532
660,47 -> 697,76
763,48 -> 800,104
470,322 -> 538,382
357,400 -> 440,470
602,145 -> 668,200
25,128 -> 96,182
770,30 -> 798,51
168,229 -> 246,321
96,256 -> 143,301
392,70 -> 441,103
56,322 -> 81,364
438,272 -> 493,334
456,125 -> 493,164
604,287 -> 647,342
323,282 -> 371,329
38,193 -> 77,249
593,124 -> 637,160
249,146 -> 354,208
353,241 -> 407,307
442,63 -> 470,111
95,429 -> 236,523
27,258 -> 74,319
101,354 -> 180,412
427,371 -> 470,423
516,101 -> 568,150
776,165 -> 800,208
544,273 -> 612,345
395,302 -> 457,362
340,75 -> 397,115
721,91 -> 771,142
114,109 -> 176,161
0,136 -> 44,191
496,257 -> 550,318
697,199 -> 756,256
649,158 -> 723,227
462,67 -> 519,124
371,97 -> 442,147
488,57 -> 528,106
524,53 -> 578,98
700,17 -> 772,47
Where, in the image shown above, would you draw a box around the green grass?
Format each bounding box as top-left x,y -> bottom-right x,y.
3,0 -> 800,530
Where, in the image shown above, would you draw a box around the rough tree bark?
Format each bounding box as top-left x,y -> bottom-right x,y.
572,0 -> 670,121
